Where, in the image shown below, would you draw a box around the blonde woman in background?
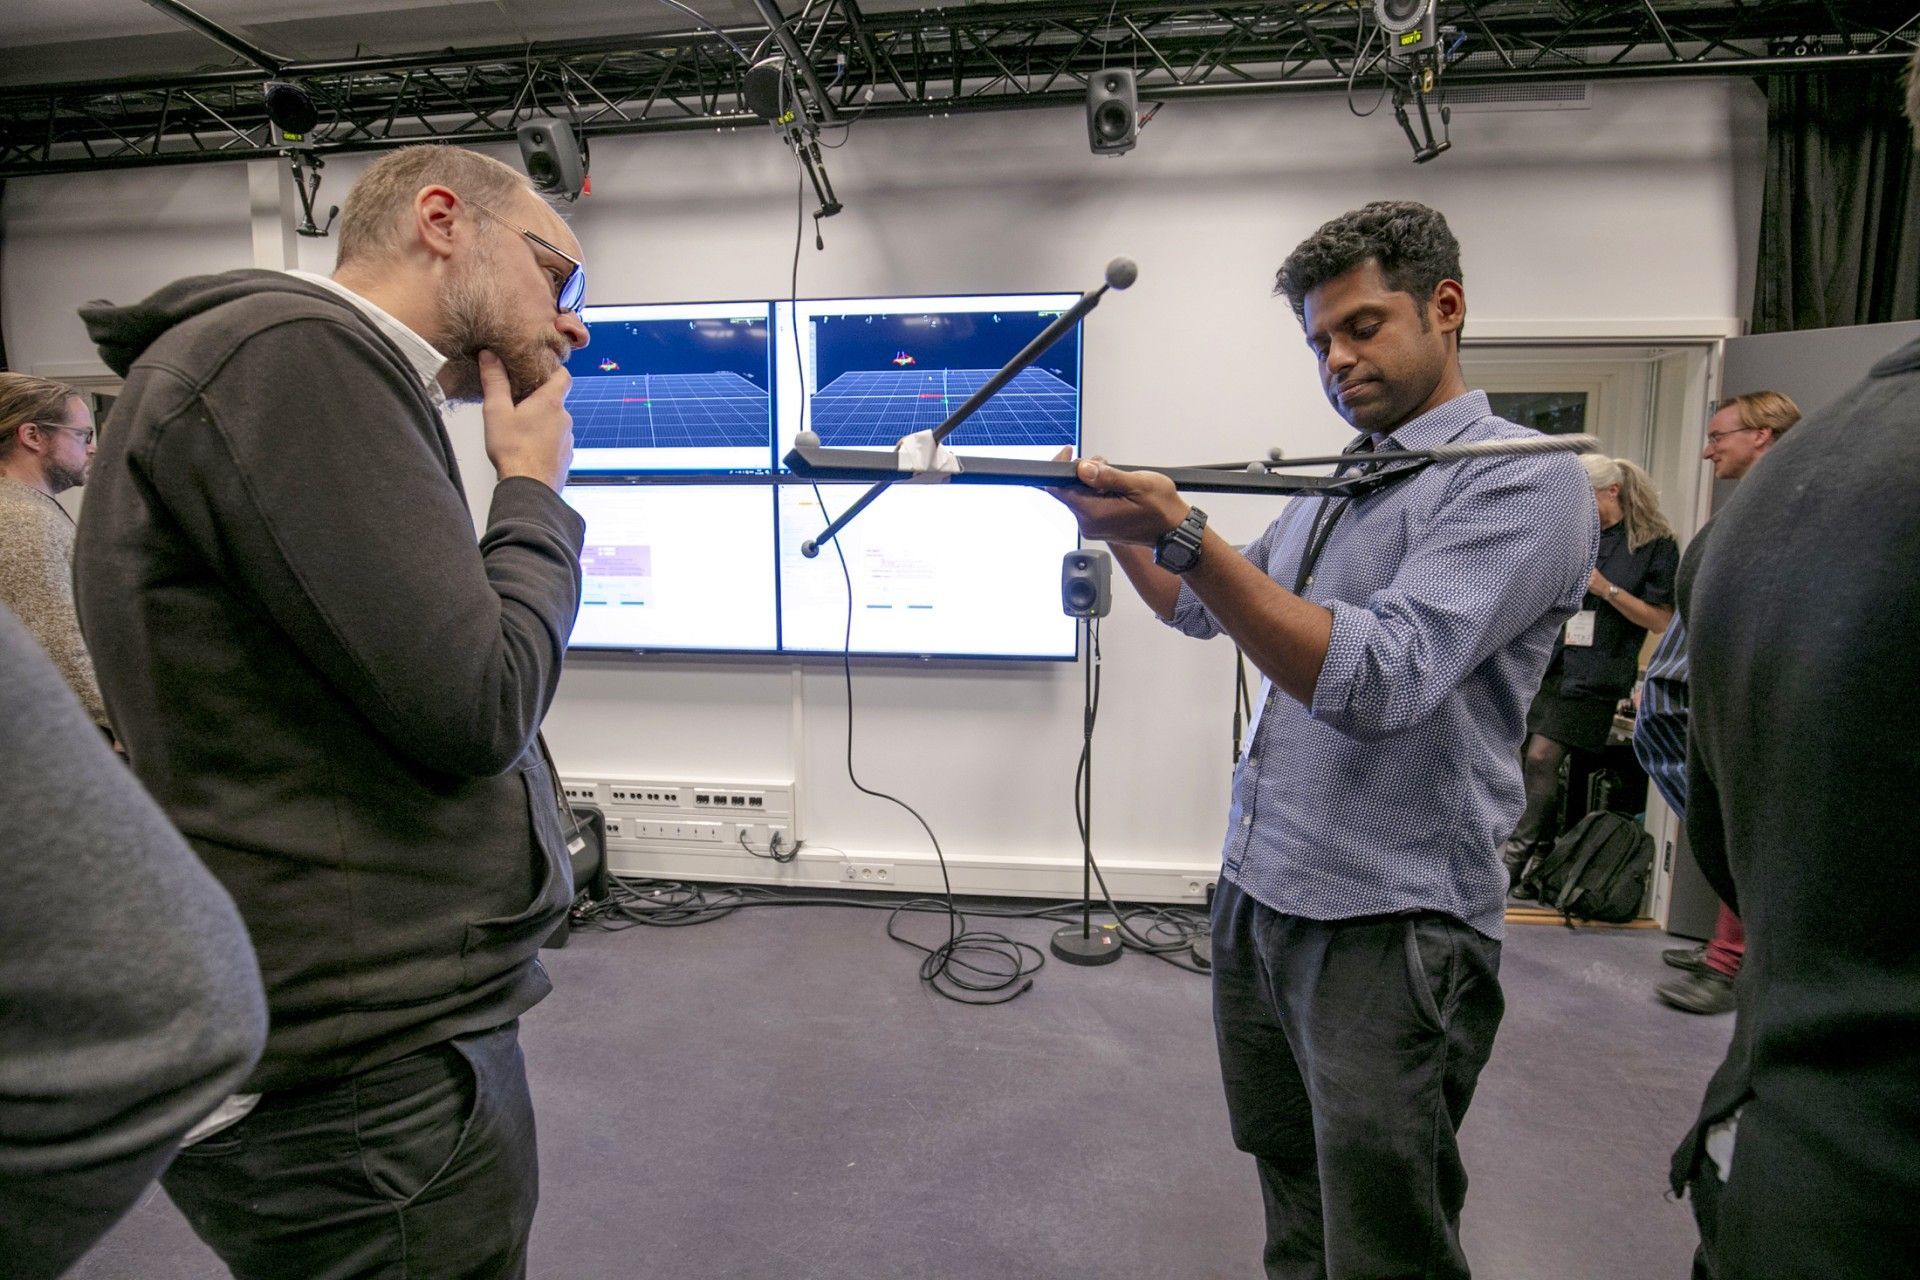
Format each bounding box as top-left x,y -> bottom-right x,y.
1503,454 -> 1679,881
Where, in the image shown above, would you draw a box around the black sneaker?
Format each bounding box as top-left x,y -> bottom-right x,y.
1662,944 -> 1708,974
1657,968 -> 1735,1015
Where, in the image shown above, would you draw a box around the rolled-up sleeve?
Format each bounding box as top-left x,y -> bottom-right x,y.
1309,454 -> 1595,742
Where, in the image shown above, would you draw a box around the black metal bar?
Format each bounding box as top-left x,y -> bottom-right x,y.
6,2 -> 1915,179
136,0 -> 287,75
1638,0 -> 1685,61
752,0 -> 840,123
783,444 -> 1419,498
1457,0 -> 1518,70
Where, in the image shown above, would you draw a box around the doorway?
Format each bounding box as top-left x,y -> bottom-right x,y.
1462,341 -> 1718,926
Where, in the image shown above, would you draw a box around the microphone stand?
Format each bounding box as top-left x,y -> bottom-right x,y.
1052,613 -> 1121,966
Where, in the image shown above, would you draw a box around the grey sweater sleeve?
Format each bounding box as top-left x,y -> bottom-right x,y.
0,604 -> 265,1280
0,483 -> 108,727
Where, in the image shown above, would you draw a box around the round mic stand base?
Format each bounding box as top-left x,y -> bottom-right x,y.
1050,923 -> 1123,966
1189,935 -> 1213,971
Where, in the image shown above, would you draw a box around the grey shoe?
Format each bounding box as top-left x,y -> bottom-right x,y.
1662,943 -> 1708,974
1657,967 -> 1735,1015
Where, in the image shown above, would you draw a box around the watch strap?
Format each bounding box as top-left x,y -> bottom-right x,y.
1155,506 -> 1208,574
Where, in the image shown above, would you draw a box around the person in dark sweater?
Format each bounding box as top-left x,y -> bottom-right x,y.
0,602 -> 265,1280
1673,292 -> 1920,1268
72,144 -> 589,1279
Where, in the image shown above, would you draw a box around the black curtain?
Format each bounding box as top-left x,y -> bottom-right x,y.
1754,67 -> 1920,334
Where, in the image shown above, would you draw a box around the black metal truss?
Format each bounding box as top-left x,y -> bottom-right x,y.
3,1 -> 1916,177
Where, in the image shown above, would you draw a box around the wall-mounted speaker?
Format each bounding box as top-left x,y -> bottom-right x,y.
1086,68 -> 1138,156
516,118 -> 586,200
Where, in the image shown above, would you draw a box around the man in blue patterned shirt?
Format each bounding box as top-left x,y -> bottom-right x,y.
1055,202 -> 1596,1279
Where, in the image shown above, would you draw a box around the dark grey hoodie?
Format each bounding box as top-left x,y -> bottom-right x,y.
0,601 -> 265,1280
73,270 -> 584,1091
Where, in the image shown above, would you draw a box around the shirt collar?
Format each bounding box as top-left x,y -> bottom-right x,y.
285,270 -> 448,410
1365,388 -> 1493,453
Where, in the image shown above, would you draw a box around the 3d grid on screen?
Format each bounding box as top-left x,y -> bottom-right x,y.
567,373 -> 770,449
810,368 -> 1077,447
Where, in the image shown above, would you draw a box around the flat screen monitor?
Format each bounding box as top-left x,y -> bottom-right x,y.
561,483 -> 779,653
565,302 -> 773,473
774,293 -> 1083,660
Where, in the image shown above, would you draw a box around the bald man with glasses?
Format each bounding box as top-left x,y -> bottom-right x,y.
75,144 -> 591,1279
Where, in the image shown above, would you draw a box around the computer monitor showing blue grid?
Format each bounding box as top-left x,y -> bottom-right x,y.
774,293 -> 1083,660
566,302 -> 773,473
562,292 -> 1084,660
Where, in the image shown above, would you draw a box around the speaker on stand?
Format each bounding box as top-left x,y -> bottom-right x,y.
1054,549 -> 1122,965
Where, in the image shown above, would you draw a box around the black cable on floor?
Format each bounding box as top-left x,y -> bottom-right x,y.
1071,619 -> 1212,973
784,167 -> 1043,1005
572,875 -> 1203,956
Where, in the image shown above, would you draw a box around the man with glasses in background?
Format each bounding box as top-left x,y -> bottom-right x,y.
74,144 -> 590,1279
1636,389 -> 1799,1016
0,373 -> 110,734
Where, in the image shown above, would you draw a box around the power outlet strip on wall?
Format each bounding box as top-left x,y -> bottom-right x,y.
564,773 -> 1211,903
563,775 -> 798,867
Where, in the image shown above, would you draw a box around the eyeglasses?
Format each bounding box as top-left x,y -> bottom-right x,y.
467,200 -> 586,314
30,422 -> 95,445
1705,424 -> 1763,445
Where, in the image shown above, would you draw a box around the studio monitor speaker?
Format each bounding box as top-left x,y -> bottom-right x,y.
1086,68 -> 1138,156
517,118 -> 586,200
1062,548 -> 1113,619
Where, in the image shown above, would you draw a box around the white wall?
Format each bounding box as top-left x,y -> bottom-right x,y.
1,79 -> 1761,893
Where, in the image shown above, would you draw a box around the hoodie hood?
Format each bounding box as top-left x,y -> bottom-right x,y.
81,269 -> 358,378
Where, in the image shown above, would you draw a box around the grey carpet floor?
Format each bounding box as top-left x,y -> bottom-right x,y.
68,898 -> 1731,1279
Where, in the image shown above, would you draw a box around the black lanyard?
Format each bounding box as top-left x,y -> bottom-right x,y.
1291,438 -> 1381,595
1292,496 -> 1352,596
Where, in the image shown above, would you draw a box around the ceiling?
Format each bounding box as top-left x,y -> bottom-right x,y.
0,0 -> 958,85
4,1 -> 1916,87
3,2 -> 1915,177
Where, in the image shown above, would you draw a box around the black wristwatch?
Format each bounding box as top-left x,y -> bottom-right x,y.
1154,506 -> 1208,575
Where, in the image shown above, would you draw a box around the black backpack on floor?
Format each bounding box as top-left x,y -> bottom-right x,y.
1516,811 -> 1655,924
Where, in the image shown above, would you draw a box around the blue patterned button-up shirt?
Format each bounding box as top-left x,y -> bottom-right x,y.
1168,391 -> 1597,939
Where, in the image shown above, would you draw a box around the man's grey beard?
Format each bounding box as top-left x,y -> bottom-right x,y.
437,257 -> 566,405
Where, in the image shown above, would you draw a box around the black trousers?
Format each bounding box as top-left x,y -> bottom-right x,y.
1688,1159 -> 1724,1280
163,1021 -> 537,1280
1212,881 -> 1505,1280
